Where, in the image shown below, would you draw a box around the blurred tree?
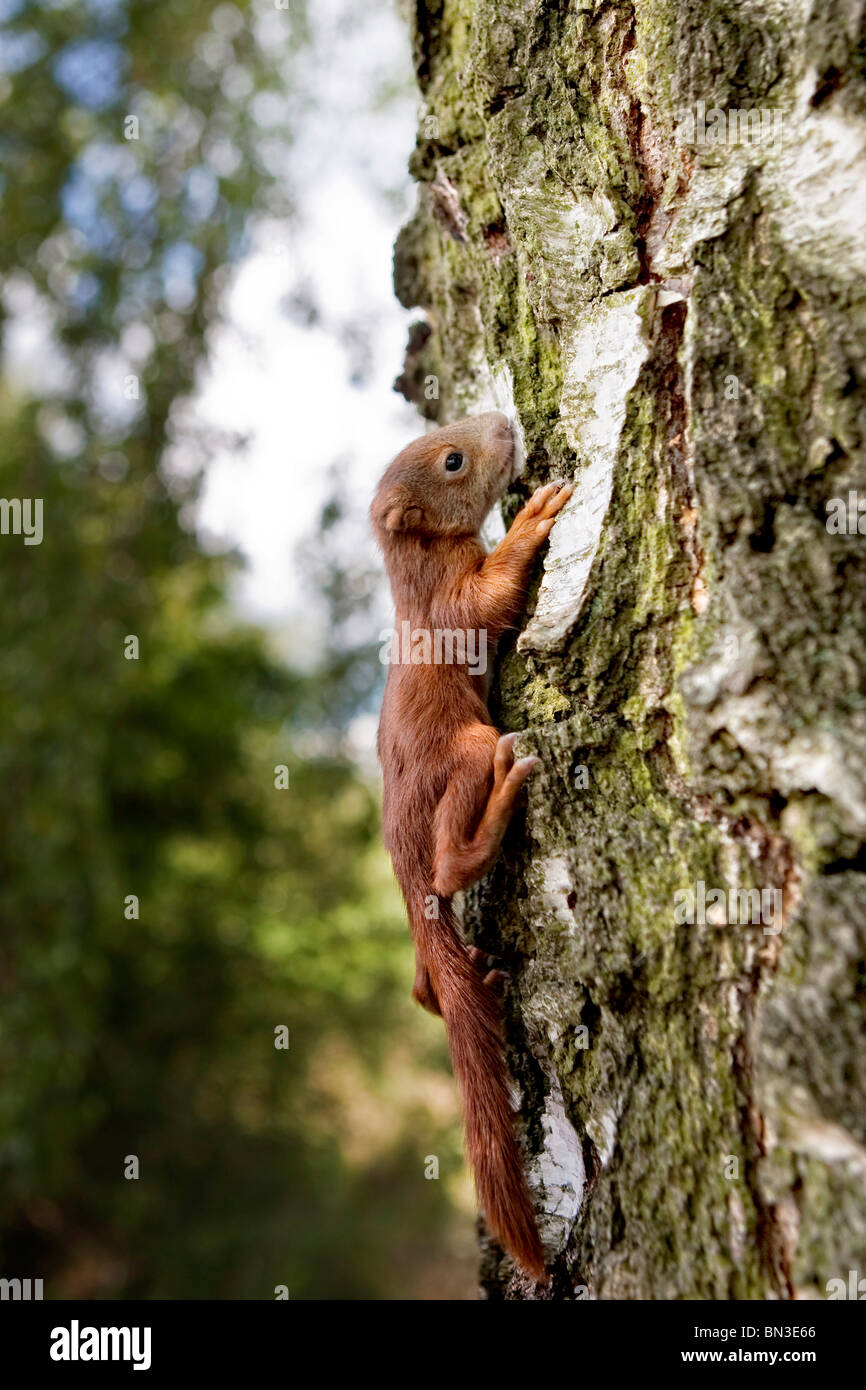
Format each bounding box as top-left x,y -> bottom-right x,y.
0,0 -> 468,1299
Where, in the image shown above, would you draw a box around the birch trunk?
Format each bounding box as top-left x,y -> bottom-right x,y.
394,0 -> 866,1299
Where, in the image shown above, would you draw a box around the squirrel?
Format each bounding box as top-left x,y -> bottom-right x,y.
371,409 -> 572,1282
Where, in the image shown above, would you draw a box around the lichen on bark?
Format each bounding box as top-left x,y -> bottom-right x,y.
394,0 -> 866,1299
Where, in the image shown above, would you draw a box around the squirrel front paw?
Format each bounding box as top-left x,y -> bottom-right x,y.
510,480 -> 573,547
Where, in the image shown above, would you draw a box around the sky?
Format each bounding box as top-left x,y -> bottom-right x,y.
190,0 -> 421,639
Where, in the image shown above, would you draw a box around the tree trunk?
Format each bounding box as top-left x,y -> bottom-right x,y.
394,0 -> 866,1299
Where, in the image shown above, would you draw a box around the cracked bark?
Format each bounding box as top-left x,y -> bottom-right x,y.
394,0 -> 866,1300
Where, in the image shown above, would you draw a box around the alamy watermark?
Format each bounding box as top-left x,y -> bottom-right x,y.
825,490 -> 866,535
0,497 -> 43,545
826,1269 -> 866,1299
379,622 -> 487,677
0,1276 -> 43,1299
674,880 -> 783,935
50,1321 -> 151,1370
678,100 -> 782,147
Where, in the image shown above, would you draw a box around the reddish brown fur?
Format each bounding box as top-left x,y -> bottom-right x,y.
371,411 -> 572,1282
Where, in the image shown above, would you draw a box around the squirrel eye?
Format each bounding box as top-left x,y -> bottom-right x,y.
444,451 -> 464,473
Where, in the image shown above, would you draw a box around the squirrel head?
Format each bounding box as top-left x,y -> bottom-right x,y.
371,411 -> 516,543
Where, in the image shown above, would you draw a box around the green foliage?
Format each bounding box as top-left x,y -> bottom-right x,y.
0,0 -> 464,1299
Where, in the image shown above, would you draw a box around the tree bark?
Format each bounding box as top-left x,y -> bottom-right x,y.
394,0 -> 866,1299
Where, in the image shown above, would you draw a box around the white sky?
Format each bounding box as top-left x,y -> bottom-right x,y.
192,0 -> 420,633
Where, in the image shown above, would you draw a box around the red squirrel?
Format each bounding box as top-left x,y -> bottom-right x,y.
371,410 -> 572,1282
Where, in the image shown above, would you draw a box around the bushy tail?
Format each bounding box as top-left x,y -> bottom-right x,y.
411,895 -> 546,1282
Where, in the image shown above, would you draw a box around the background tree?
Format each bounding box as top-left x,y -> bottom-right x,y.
394,0 -> 866,1298
0,0 -> 471,1300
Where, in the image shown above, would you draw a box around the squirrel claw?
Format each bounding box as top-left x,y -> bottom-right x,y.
483,968 -> 508,997
467,948 -> 509,996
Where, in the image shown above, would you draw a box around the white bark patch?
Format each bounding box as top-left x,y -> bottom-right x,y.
663,70 -> 866,286
714,686 -> 866,833
779,1110 -> 866,1178
489,362 -> 527,478
533,1073 -> 586,1246
515,188 -> 620,315
728,1187 -> 747,1267
679,620 -> 768,706
505,141 -> 636,315
763,75 -> 866,282
535,853 -> 578,931
464,358 -> 526,550
522,856 -> 584,1046
654,161 -> 748,279
483,363 -> 526,546
772,729 -> 866,834
519,288 -> 652,655
587,1108 -> 617,1169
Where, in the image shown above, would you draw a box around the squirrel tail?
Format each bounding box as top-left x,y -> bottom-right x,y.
410,894 -> 547,1282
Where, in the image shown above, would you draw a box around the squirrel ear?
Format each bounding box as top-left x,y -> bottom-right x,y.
383,502 -> 424,533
